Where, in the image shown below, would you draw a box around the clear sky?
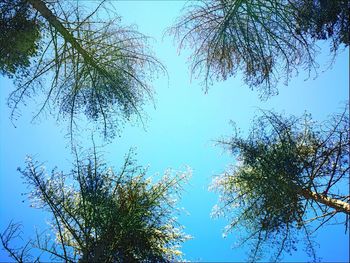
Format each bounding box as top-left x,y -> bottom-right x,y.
0,1 -> 349,262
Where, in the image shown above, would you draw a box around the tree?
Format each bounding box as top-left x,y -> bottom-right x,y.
171,0 -> 349,98
0,0 -> 164,139
0,0 -> 41,77
1,148 -> 191,262
210,105 -> 349,261
295,0 -> 349,47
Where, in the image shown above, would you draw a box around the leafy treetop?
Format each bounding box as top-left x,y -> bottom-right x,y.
1,148 -> 191,262
211,105 -> 349,261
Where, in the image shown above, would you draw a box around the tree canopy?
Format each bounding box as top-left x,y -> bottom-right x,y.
211,105 -> 349,261
1,148 -> 191,262
1,0 -> 164,139
171,0 -> 349,98
0,0 -> 41,77
0,1 -> 348,262
295,0 -> 349,46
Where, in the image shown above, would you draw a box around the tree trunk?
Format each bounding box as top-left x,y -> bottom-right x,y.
25,0 -> 135,107
26,0 -> 96,65
299,188 -> 350,215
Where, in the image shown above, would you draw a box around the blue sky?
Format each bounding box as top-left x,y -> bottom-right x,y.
0,1 -> 349,262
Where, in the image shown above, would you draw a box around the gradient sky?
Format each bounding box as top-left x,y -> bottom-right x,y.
0,1 -> 349,262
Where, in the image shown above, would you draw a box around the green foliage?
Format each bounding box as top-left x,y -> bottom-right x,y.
1,149 -> 191,262
0,0 -> 42,77
211,105 -> 349,261
171,0 -> 349,98
295,0 -> 349,47
4,0 -> 164,139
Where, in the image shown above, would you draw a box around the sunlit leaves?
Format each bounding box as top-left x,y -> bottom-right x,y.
3,149 -> 191,262
211,105 -> 349,261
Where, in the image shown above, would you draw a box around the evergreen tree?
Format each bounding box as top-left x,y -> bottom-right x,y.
1,149 -> 191,262
211,105 -> 349,261
1,0 -> 164,139
171,0 -> 349,97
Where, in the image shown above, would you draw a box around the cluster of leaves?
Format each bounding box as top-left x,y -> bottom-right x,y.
1,149 -> 191,262
211,106 -> 349,261
171,0 -> 349,98
4,0 -> 164,139
295,0 -> 349,48
0,0 -> 42,77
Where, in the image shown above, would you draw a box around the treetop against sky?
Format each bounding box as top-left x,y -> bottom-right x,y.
0,0 -> 349,262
